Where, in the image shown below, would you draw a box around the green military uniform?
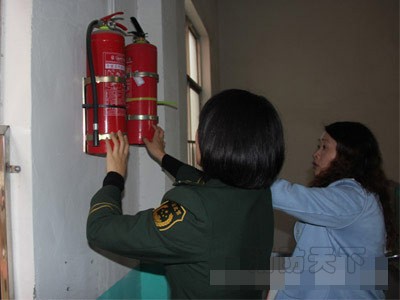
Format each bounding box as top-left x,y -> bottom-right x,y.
87,161 -> 274,299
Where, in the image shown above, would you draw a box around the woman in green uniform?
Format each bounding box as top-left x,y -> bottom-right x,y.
86,89 -> 285,299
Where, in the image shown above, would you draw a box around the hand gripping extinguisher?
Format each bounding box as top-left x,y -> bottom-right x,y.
125,17 -> 159,145
83,12 -> 127,155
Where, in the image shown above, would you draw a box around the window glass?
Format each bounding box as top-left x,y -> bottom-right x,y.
188,29 -> 198,83
186,15 -> 207,167
189,88 -> 200,140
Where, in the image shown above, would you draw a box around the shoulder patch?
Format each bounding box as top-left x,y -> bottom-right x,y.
152,201 -> 187,231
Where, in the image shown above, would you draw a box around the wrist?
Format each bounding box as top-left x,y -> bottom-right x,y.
106,167 -> 126,178
157,151 -> 166,164
103,171 -> 125,192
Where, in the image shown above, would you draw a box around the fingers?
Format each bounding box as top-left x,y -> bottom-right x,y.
110,132 -> 119,153
108,131 -> 129,155
105,136 -> 111,151
106,131 -> 129,177
152,125 -> 165,139
158,128 -> 164,139
144,125 -> 165,146
123,134 -> 129,155
116,131 -> 126,155
109,129 -> 164,150
143,126 -> 166,164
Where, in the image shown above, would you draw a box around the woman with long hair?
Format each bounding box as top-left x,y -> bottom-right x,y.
311,122 -> 395,252
271,121 -> 393,299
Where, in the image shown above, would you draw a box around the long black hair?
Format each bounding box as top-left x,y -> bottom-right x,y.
311,121 -> 395,251
197,89 -> 285,189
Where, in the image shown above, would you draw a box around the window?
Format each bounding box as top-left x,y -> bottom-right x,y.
185,0 -> 211,168
186,19 -> 202,167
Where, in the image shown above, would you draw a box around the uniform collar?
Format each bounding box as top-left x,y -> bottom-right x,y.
174,176 -> 230,188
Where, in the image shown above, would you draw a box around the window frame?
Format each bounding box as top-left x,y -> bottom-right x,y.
185,17 -> 202,167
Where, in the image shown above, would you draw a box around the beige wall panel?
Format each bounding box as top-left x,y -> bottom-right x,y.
216,0 -> 399,250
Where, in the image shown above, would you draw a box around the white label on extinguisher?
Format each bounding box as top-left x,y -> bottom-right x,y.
104,52 -> 125,76
102,52 -> 125,106
133,70 -> 145,87
105,63 -> 125,71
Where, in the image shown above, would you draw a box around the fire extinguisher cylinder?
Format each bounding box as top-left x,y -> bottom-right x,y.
82,13 -> 159,153
125,17 -> 159,145
83,14 -> 127,155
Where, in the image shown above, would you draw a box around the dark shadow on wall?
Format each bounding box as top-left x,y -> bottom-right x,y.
89,243 -> 139,268
88,243 -> 167,276
89,244 -> 169,299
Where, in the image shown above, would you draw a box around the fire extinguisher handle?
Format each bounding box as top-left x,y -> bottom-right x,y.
115,22 -> 128,31
100,11 -> 124,23
130,17 -> 146,38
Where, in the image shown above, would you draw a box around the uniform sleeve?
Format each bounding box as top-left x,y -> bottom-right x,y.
102,171 -> 124,191
161,154 -> 185,177
161,154 -> 204,183
175,165 -> 204,183
271,179 -> 367,228
86,185 -> 208,264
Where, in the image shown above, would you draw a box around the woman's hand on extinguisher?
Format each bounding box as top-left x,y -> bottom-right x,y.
105,131 -> 130,177
143,125 -> 166,164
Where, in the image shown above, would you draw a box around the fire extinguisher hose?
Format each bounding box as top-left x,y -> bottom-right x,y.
86,20 -> 100,147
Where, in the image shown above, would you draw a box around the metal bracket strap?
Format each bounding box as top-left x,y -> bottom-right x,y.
82,76 -> 126,107
83,76 -> 125,85
126,71 -> 159,82
127,114 -> 158,121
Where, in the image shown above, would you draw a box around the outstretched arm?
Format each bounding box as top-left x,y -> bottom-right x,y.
143,125 -> 202,180
100,131 -> 130,192
272,179 -> 367,228
106,130 -> 129,177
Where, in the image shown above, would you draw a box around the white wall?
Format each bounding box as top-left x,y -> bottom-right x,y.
1,0 -> 188,298
1,0 -> 34,298
30,1 -> 133,298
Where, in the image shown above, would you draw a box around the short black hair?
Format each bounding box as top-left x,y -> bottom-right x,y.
197,89 -> 285,189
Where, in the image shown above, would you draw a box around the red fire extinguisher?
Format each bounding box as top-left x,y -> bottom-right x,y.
83,12 -> 128,155
125,17 -> 158,145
